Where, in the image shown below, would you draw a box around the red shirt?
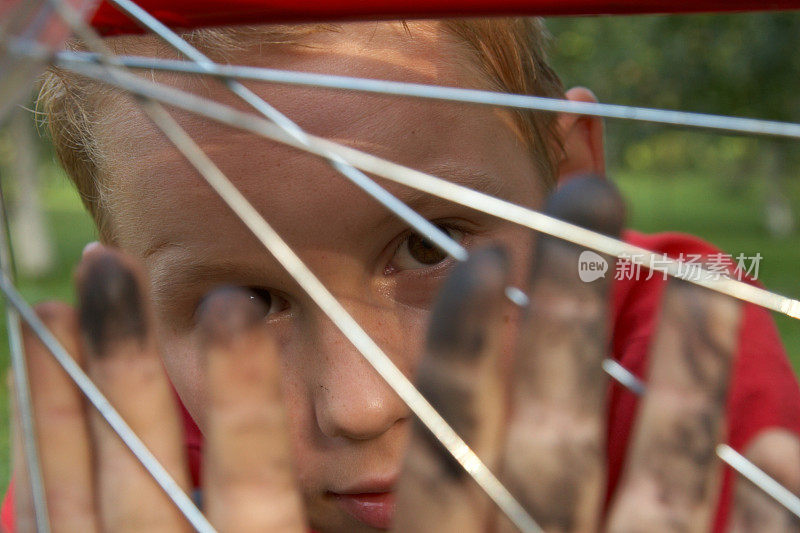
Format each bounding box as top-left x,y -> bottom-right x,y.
3,230 -> 800,531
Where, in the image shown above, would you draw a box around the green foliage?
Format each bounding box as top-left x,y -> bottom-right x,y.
547,12 -> 800,118
546,12 -> 800,176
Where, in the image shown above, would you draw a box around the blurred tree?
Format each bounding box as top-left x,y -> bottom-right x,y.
545,12 -> 800,236
1,107 -> 55,277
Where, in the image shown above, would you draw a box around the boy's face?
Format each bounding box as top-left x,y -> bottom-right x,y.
100,22 -> 545,532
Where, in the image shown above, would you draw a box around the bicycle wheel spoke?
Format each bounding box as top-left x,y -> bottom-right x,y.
0,181 -> 50,533
602,358 -> 646,397
55,60 -> 800,322
56,51 -> 800,140
718,444 -> 800,520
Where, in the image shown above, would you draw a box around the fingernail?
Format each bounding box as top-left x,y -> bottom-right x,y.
196,286 -> 266,347
82,241 -> 102,258
544,175 -> 626,237
77,250 -> 147,355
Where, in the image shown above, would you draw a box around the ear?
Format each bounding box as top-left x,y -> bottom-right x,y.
556,87 -> 606,183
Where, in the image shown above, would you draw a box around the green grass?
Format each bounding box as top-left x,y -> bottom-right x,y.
614,170 -> 800,374
0,167 -> 798,494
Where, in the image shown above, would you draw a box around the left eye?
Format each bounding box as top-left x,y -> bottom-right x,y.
390,226 -> 465,271
245,287 -> 288,317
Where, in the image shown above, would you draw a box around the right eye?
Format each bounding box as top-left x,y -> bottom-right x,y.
389,225 -> 465,272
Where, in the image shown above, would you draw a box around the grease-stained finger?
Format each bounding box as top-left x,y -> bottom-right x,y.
607,282 -> 741,533
77,246 -> 191,533
394,246 -> 511,533
16,303 -> 98,533
500,176 -> 624,533
729,429 -> 800,533
198,287 -> 306,533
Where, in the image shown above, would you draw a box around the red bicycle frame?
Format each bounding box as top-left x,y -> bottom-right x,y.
91,0 -> 800,36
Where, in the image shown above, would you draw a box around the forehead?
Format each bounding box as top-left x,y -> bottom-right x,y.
98,22 -> 541,257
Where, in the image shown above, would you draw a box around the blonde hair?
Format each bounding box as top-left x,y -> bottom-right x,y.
38,18 -> 564,238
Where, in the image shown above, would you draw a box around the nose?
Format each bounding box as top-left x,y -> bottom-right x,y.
311,300 -> 411,440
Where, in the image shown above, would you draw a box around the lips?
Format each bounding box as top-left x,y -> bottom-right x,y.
331,490 -> 396,529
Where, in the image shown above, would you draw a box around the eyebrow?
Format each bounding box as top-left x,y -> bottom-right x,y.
148,249 -> 279,307
382,164 -> 508,214
403,164 -> 505,207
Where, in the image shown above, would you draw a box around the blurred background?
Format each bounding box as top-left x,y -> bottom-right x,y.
0,10 -> 799,489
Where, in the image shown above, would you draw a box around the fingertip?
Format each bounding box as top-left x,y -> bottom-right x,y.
81,240 -> 102,259
32,300 -> 76,327
544,174 -> 626,237
744,430 -> 800,494
668,281 -> 742,356
470,245 -> 510,287
76,248 -> 148,355
437,245 -> 509,305
75,244 -> 139,287
196,286 -> 267,348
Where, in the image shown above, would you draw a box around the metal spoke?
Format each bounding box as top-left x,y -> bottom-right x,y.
0,178 -> 50,533
717,444 -> 800,520
57,61 -> 800,322
56,51 -> 800,140
602,358 -> 646,397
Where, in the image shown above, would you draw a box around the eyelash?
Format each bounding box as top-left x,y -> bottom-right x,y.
245,286 -> 289,317
385,223 -> 469,274
193,286 -> 289,325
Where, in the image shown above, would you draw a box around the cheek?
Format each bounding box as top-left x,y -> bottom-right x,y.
156,330 -> 208,430
276,359 -> 321,491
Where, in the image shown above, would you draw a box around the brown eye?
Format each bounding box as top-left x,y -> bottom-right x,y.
245,287 -> 287,317
390,226 -> 465,271
248,287 -> 272,308
407,233 -> 447,265
195,286 -> 287,326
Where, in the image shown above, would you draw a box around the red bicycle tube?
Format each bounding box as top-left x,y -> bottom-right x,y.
90,0 -> 800,36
